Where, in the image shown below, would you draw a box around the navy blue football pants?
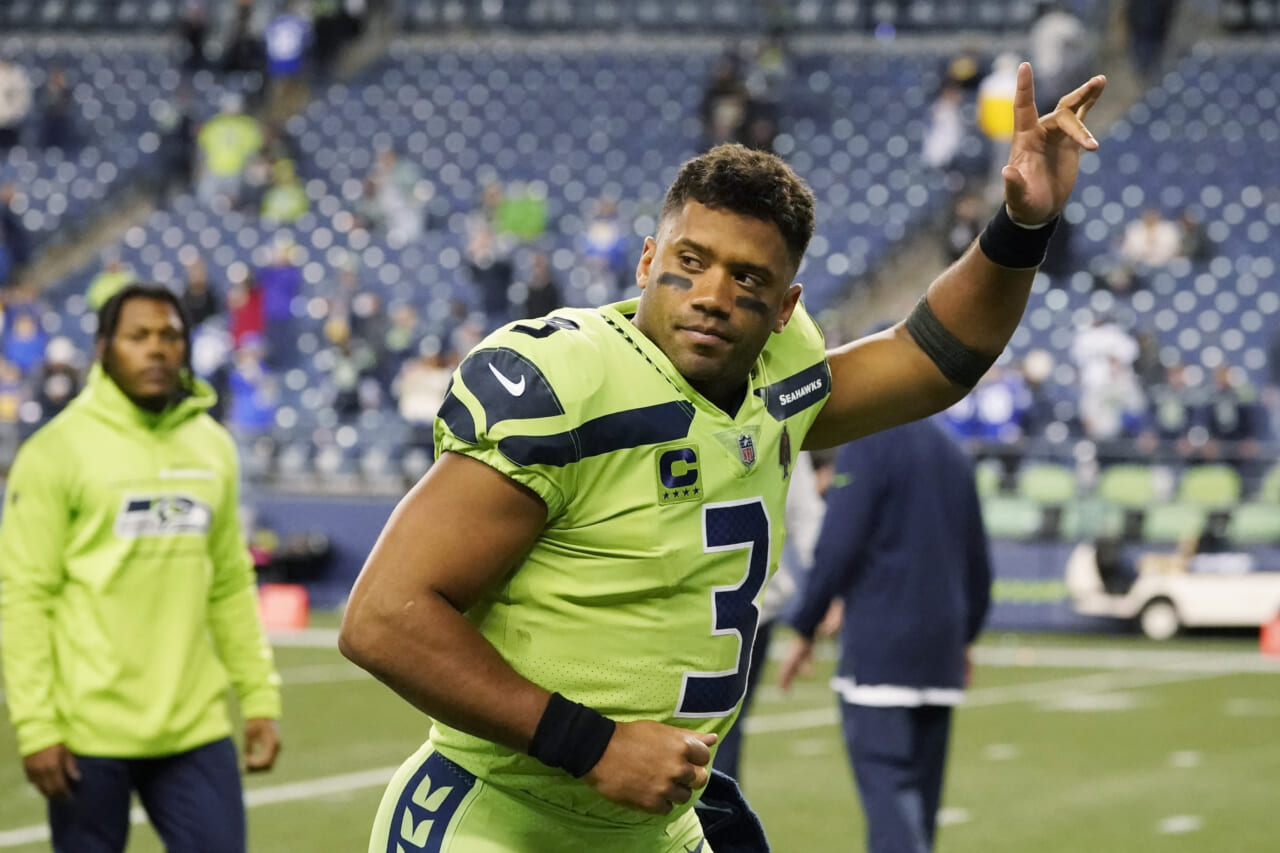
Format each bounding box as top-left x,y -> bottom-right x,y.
841,703 -> 952,853
47,737 -> 245,853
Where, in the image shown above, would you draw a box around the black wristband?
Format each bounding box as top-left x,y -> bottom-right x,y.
978,205 -> 1059,269
904,295 -> 997,388
527,692 -> 616,778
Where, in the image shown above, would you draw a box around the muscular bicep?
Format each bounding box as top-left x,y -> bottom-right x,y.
348,451 -> 548,617
802,325 -> 962,450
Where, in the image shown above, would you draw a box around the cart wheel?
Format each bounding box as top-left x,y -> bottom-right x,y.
1139,598 -> 1180,641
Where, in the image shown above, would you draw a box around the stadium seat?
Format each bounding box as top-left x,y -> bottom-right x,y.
1177,465 -> 1244,508
1142,502 -> 1209,543
1225,502 -> 1280,545
981,496 -> 1043,540
1096,465 -> 1159,508
1059,498 -> 1125,542
1018,462 -> 1077,505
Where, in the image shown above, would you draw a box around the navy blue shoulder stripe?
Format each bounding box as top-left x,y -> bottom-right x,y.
498,400 -> 695,468
437,385 -> 476,444
460,347 -> 565,430
755,360 -> 831,421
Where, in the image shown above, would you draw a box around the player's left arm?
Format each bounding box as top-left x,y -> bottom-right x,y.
803,65 -> 1105,450
205,438 -> 283,769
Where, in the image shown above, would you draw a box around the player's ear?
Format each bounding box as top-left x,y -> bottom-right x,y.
635,236 -> 657,290
774,282 -> 803,333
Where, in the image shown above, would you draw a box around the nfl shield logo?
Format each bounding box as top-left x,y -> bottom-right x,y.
737,434 -> 756,467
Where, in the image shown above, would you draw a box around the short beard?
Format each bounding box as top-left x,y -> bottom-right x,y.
102,348 -> 181,413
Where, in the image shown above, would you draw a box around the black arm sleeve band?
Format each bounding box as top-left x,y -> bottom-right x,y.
903,295 -> 998,388
978,204 -> 1059,269
526,692 -> 617,778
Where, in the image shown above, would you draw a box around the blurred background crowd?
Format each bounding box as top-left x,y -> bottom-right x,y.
0,0 -> 1277,549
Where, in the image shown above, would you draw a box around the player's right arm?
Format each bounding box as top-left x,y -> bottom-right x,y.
340,337 -> 714,813
0,432 -> 80,798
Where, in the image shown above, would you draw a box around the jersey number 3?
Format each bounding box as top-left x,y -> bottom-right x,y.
676,498 -> 770,719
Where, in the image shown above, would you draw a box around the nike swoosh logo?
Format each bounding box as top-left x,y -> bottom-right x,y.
488,362 -> 526,396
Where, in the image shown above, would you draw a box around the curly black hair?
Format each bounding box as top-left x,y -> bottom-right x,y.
660,143 -> 815,271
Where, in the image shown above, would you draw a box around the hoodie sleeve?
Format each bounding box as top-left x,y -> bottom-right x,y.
0,432 -> 71,756
206,433 -> 282,721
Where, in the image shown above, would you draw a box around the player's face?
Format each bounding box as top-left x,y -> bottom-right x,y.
100,297 -> 187,412
634,201 -> 802,410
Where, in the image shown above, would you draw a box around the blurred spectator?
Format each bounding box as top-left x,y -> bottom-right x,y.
222,0 -> 265,76
85,256 -> 137,311
395,349 -> 455,450
580,197 -> 629,294
37,67 -> 77,150
1017,348 -> 1059,438
700,52 -> 751,146
0,184 -> 31,283
942,193 -> 985,263
190,322 -> 233,422
329,334 -> 376,418
1133,327 -> 1164,388
1144,362 -> 1198,445
0,58 -> 31,149
260,159 -> 309,223
1203,366 -> 1256,444
363,148 -> 425,243
922,83 -> 967,174
466,225 -> 515,332
943,45 -> 985,93
1072,313 -> 1144,441
256,241 -> 303,363
265,1 -> 313,114
180,255 -> 221,328
196,94 -> 264,209
35,337 -> 83,421
1177,207 -> 1212,262
1120,208 -> 1181,270
227,271 -> 266,349
179,1 -> 210,71
1125,0 -> 1180,83
0,358 -> 23,461
227,341 -> 278,439
744,28 -> 790,110
975,53 -> 1019,201
2,312 -> 48,376
521,251 -> 562,319
379,301 -> 422,390
1029,2 -> 1091,114
155,92 -> 197,205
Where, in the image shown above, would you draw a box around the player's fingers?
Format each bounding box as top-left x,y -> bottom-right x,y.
1044,106 -> 1098,150
667,782 -> 694,805
685,734 -> 714,766
690,765 -> 710,791
63,751 -> 80,782
1012,62 -> 1039,134
1057,74 -> 1107,120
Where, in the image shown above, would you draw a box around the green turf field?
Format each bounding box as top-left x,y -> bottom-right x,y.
3,621 -> 1278,851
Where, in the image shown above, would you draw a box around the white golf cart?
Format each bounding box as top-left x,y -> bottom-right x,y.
1065,542 -> 1280,640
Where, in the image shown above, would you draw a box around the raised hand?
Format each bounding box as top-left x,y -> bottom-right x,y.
583,720 -> 716,814
1003,63 -> 1107,226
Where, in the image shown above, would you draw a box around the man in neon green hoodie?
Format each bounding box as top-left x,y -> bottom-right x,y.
0,283 -> 282,852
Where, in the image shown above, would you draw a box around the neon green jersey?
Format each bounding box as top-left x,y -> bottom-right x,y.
431,298 -> 830,827
0,365 -> 281,758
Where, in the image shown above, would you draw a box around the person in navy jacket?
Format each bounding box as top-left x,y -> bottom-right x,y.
779,416 -> 992,853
